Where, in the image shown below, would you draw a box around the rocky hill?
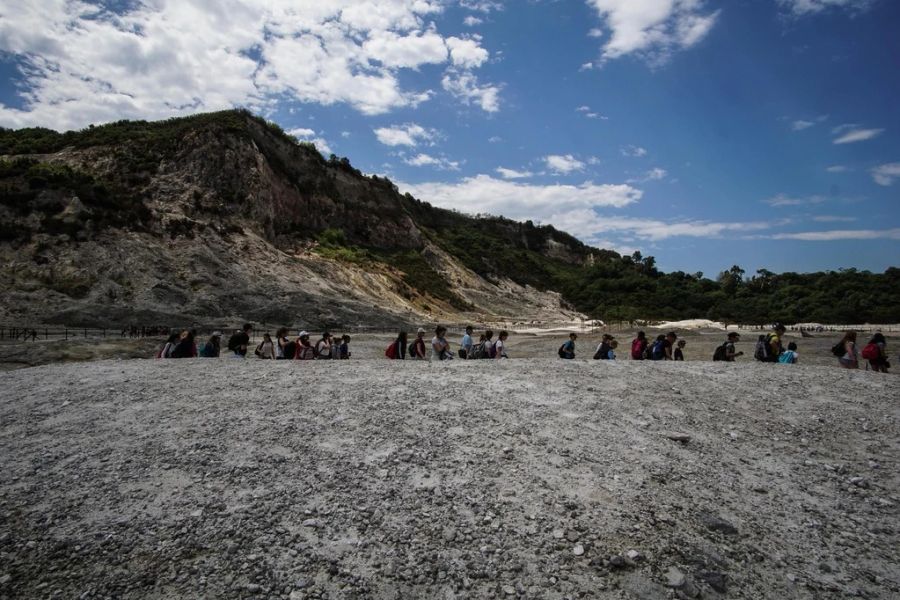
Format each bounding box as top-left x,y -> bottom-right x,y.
0,111 -> 600,328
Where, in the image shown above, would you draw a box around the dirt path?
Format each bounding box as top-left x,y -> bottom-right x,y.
1,359 -> 897,599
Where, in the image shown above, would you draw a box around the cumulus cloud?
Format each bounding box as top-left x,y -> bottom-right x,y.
463,15 -> 483,26
496,167 -> 533,179
550,210 -> 772,242
832,125 -> 884,144
287,127 -> 332,155
404,153 -> 460,170
545,154 -> 586,174
441,71 -> 501,112
621,145 -> 648,157
373,123 -> 437,146
777,0 -> 876,15
586,0 -> 720,63
871,162 -> 900,186
0,0 -> 500,130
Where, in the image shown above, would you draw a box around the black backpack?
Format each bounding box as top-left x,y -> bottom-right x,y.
712,342 -> 728,362
831,341 -> 845,357
282,340 -> 296,359
227,333 -> 241,352
558,344 -> 567,358
408,342 -> 416,357
593,343 -> 610,360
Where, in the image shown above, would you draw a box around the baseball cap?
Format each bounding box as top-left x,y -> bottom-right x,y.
417,327 -> 426,334
298,330 -> 309,337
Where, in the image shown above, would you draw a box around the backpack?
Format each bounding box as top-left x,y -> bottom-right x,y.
861,342 -> 879,360
831,342 -> 846,357
227,333 -> 241,352
385,342 -> 397,359
558,344 -> 567,358
755,335 -> 776,362
471,342 -> 486,359
593,343 -> 610,360
650,339 -> 665,360
631,339 -> 644,360
712,342 -> 728,362
282,340 -> 296,360
408,341 -> 417,357
254,342 -> 263,357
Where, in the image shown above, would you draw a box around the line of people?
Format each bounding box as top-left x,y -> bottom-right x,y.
386,326 -> 510,360
157,324 -> 353,360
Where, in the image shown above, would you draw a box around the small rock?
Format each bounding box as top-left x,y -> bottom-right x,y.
849,477 -> 870,489
0,574 -> 10,584
245,583 -> 261,592
552,529 -> 564,539
573,544 -> 584,556
289,592 -> 303,600
699,513 -> 738,535
502,584 -> 515,595
626,549 -> 642,561
190,509 -> 203,518
609,555 -> 628,569
665,433 -> 691,443
666,567 -> 686,588
443,528 -> 456,542
302,519 -> 320,528
698,571 -> 727,593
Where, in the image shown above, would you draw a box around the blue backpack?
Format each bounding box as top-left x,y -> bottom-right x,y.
651,339 -> 666,360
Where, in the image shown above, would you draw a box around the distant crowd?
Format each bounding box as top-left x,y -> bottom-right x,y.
155,322 -> 890,373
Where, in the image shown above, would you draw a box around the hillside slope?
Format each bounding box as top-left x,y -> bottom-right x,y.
0,111 -> 596,327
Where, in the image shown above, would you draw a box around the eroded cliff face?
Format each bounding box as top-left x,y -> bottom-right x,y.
0,111 -> 591,327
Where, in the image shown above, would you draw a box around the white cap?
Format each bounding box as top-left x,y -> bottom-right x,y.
211,331 -> 222,337
417,327 -> 426,334
298,330 -> 309,337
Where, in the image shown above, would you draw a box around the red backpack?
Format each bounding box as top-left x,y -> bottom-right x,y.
631,338 -> 645,360
861,342 -> 880,360
385,342 -> 397,359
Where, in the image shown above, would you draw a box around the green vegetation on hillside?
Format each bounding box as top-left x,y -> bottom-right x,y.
1,110 -> 897,324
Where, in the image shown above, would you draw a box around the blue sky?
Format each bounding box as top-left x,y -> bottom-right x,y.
1,0 -> 897,277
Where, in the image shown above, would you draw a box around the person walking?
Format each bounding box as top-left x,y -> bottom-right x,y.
432,326 -> 453,361
255,333 -> 276,359
386,331 -> 408,359
295,331 -> 316,360
834,331 -> 859,369
494,330 -> 509,359
227,323 -> 253,358
630,331 -> 648,360
459,325 -> 474,359
861,333 -> 889,373
412,328 -> 428,360
559,333 -> 577,359
199,331 -> 222,357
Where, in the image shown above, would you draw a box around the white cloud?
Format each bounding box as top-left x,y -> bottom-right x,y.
871,162 -> 900,186
545,154 -> 586,174
496,167 -> 534,179
460,0 -> 503,12
627,167 -> 667,183
550,210 -> 772,242
404,153 -> 460,170
0,0 -> 501,130
764,194 -> 826,207
580,62 -> 595,70
399,175 -> 641,227
441,71 -> 500,112
771,228 -> 900,241
576,105 -> 607,119
833,126 -> 884,144
587,0 -> 720,63
812,215 -> 856,223
446,36 -> 489,69
621,145 -> 648,157
825,165 -> 848,173
463,15 -> 483,26
287,127 -> 332,155
792,119 -> 815,131
777,0 -> 875,15
488,136 -> 502,143
373,123 -> 437,147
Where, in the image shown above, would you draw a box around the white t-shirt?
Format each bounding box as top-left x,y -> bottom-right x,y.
495,339 -> 506,357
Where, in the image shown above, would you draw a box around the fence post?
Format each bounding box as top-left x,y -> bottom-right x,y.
65,329 -> 68,341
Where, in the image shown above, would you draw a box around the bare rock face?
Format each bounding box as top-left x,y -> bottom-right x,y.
0,111 -> 595,327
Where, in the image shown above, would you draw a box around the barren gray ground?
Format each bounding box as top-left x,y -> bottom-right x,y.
1,359 -> 898,599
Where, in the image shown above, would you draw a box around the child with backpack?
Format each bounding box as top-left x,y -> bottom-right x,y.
385,331 -> 407,359
558,333 -> 577,359
593,334 -> 614,360
713,332 -> 743,362
861,333 -> 889,372
778,341 -> 798,364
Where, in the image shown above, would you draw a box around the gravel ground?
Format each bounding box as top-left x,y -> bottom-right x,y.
1,359 -> 898,599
